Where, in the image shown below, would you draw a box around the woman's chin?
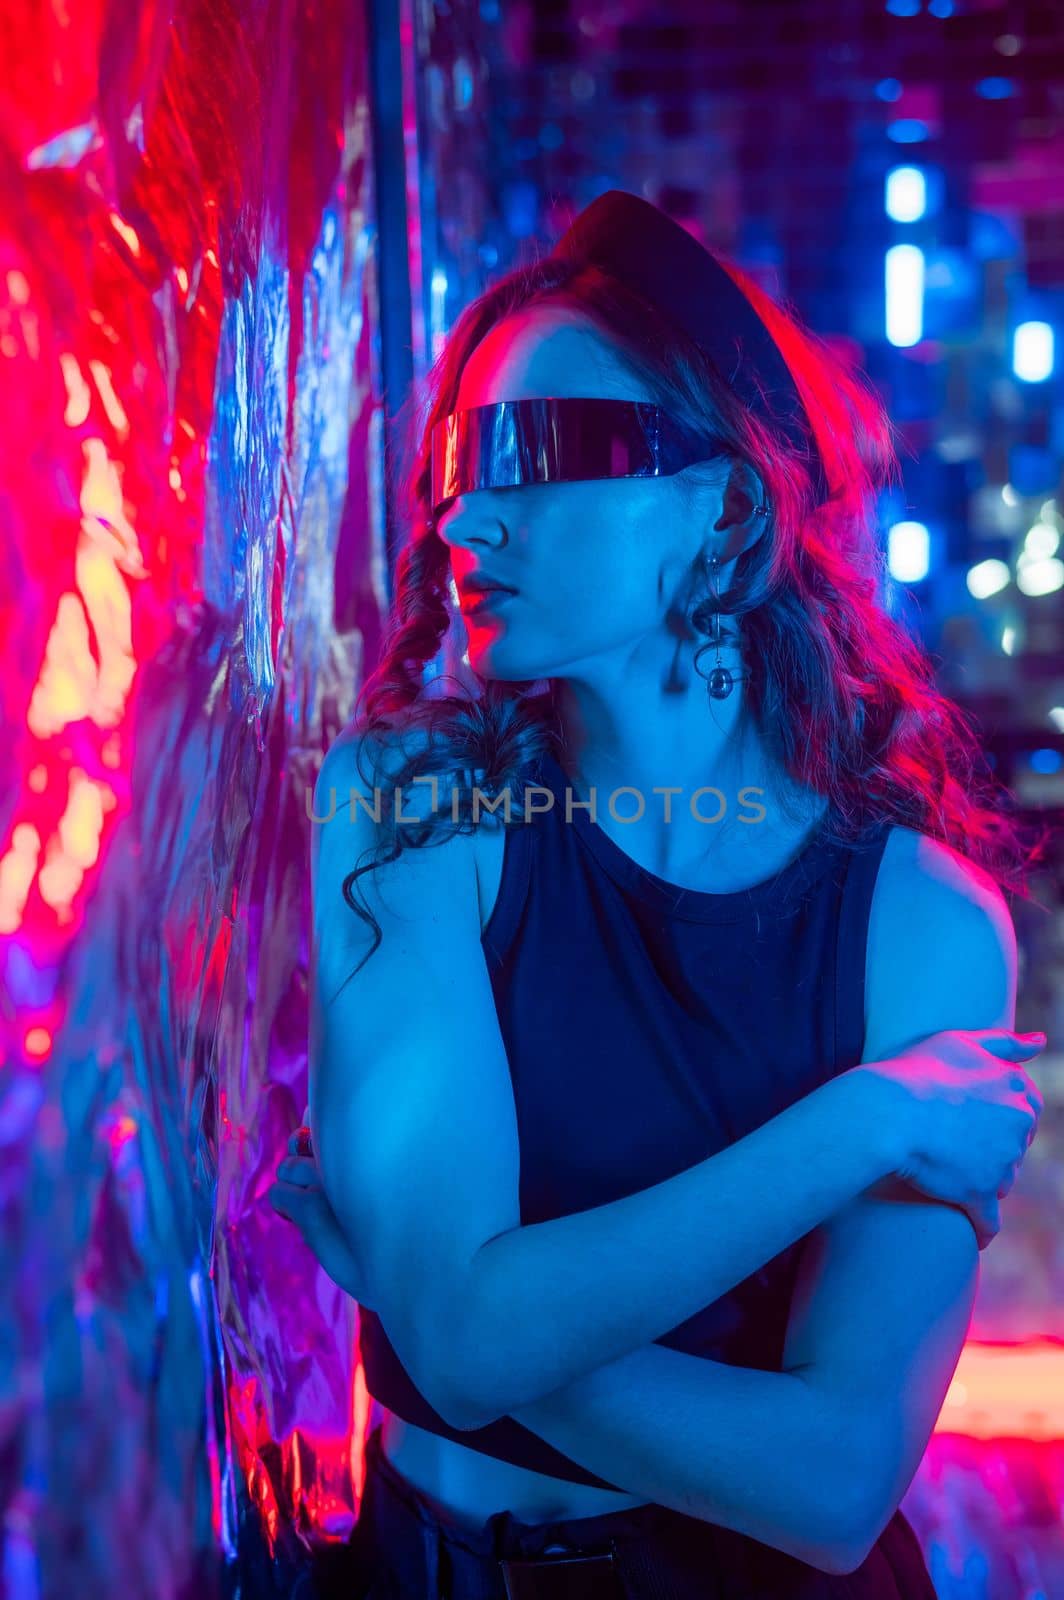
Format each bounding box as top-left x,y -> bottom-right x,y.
465,639 -> 545,682
470,656 -> 542,684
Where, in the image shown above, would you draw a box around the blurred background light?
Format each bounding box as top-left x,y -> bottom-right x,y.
966,559 -> 1011,599
888,520 -> 931,582
886,165 -> 927,222
887,118 -> 930,143
975,77 -> 1016,100
1024,522 -> 1061,559
886,243 -> 925,346
1016,558 -> 1064,597
1012,321 -> 1055,383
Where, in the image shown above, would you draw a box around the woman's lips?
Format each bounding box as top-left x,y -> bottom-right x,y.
462,588 -> 518,615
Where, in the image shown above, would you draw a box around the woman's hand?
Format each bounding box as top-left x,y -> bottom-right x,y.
865,1027 -> 1046,1248
268,1116 -> 375,1305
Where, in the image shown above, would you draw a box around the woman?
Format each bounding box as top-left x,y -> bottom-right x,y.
272,191 -> 1046,1598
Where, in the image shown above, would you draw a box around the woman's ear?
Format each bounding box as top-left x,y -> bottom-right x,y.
681,462 -> 763,568
711,459 -> 770,562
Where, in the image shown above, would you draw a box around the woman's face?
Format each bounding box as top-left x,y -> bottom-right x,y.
434,303 -> 716,684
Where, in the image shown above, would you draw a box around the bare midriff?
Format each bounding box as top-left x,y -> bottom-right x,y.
378,1408 -> 649,1528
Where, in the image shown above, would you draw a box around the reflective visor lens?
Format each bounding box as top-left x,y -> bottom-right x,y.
430,397 -> 723,518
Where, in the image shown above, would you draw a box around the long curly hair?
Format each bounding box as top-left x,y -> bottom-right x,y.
336,245 -> 1046,977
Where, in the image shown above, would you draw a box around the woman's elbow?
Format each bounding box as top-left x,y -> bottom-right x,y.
819,1508 -> 879,1577
371,1314 -> 489,1433
426,1377 -> 496,1434
424,1347 -> 505,1432
403,1308 -> 511,1434
433,1342 -> 522,1432
782,1504 -> 879,1577
822,1511 -> 892,1578
822,1423 -> 908,1575
759,1459 -> 888,1575
813,1494 -> 883,1576
424,1260 -> 540,1431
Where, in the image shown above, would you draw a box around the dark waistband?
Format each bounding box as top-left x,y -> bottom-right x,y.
349,1423 -> 938,1600
352,1421 -> 721,1598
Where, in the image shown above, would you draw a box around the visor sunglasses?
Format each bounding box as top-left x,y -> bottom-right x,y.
429,396 -> 730,521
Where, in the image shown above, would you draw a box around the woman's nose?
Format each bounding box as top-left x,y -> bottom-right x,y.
435,497 -> 508,549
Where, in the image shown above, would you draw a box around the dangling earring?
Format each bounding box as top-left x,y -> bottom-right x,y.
692,552 -> 748,702
705,554 -> 733,701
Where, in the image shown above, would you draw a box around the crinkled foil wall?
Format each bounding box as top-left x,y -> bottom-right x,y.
1,3 -> 387,1594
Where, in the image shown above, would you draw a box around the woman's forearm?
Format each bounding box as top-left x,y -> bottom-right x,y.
448,1066 -> 903,1428
508,1341 -> 873,1574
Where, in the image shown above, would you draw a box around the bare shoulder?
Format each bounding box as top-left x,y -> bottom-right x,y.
871,823 -> 1015,950
315,719 -> 433,799
862,823 -> 1018,1062
316,720 -> 504,816
313,723 -> 482,942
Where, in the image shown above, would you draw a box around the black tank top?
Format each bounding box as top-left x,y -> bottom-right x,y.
358,749 -> 894,1489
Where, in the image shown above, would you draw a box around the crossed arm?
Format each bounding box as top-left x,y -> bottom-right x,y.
501,832 -> 1012,1574
506,1177 -> 978,1574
